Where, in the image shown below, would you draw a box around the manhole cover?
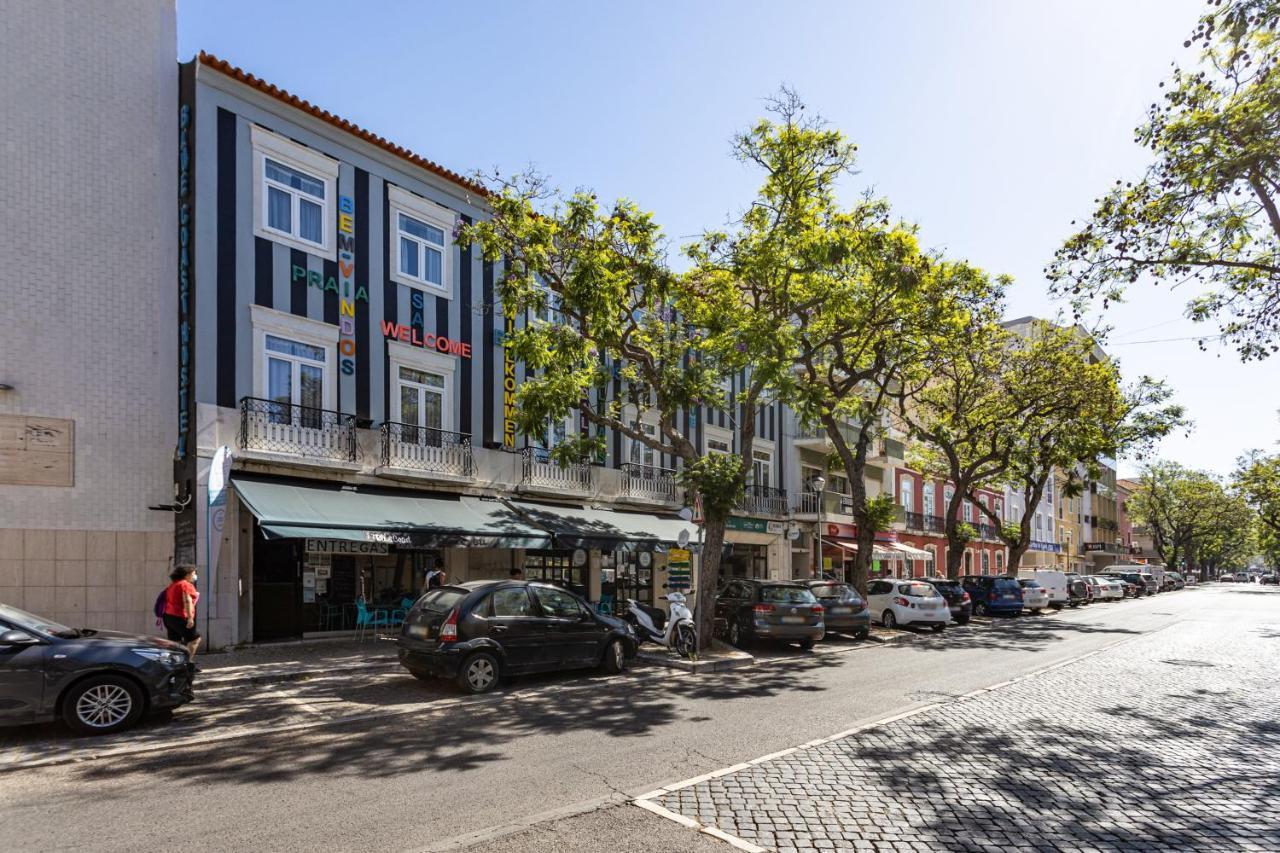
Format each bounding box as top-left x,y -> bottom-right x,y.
1161,659 -> 1215,667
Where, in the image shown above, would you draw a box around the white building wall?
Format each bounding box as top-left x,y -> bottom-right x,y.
0,1 -> 178,633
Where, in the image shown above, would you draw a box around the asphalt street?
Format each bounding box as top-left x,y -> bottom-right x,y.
1,583 -> 1274,852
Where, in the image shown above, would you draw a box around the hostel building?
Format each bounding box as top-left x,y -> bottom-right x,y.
178,54 -> 800,646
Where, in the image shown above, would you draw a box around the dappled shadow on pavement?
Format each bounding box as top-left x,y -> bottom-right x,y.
47,655 -> 836,785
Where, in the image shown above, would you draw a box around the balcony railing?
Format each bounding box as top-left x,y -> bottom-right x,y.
239,397 -> 357,462
896,508 -> 926,531
793,492 -> 851,516
619,462 -> 681,503
737,484 -> 788,517
923,514 -> 946,534
976,523 -> 1001,541
380,422 -> 474,478
520,447 -> 592,492
1084,542 -> 1126,555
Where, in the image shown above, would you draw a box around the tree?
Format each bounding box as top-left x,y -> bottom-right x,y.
1127,461 -> 1250,576
686,89 -> 989,594
1233,449 -> 1280,537
961,322 -> 1185,577
457,175 -> 786,651
1047,0 -> 1280,361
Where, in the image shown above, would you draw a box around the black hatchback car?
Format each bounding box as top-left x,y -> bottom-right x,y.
802,581 -> 871,639
921,577 -> 973,625
0,603 -> 194,735
397,581 -> 636,694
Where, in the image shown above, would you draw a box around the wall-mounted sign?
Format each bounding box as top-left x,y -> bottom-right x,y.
638,552 -> 652,568
502,312 -> 517,448
335,194 -> 367,378
305,538 -> 389,555
727,517 -> 769,533
766,521 -> 785,535
381,320 -> 472,358
667,548 -> 691,590
572,548 -> 588,567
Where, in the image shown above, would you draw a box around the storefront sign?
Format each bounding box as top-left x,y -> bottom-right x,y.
173,65 -> 199,568
335,194 -> 368,379
727,517 -> 770,533
825,522 -> 858,538
766,521 -> 785,535
502,312 -> 517,448
668,548 -> 691,590
381,320 -> 472,358
305,538 -> 389,555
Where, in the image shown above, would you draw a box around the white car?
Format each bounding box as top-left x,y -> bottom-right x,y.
1090,576 -> 1124,601
1020,569 -> 1069,609
866,579 -> 950,632
1017,579 -> 1049,613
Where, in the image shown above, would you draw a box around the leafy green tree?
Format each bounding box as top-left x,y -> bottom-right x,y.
1048,0 -> 1280,361
962,322 -> 1185,576
458,173 -> 785,650
1233,449 -> 1280,537
1127,461 -> 1251,576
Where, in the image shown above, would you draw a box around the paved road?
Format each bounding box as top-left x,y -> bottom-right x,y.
1,584 -> 1271,852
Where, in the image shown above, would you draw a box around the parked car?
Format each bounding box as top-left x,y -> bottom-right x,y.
397,581 -> 637,693
1017,579 -> 1049,613
1064,573 -> 1090,607
1106,576 -> 1138,597
1219,573 -> 1235,582
1166,572 -> 1186,590
716,579 -> 825,650
1090,576 -> 1124,601
1104,571 -> 1152,596
1080,576 -> 1104,602
0,603 -> 194,735
1021,569 -> 1070,609
958,575 -> 1024,617
803,581 -> 870,640
1260,573 -> 1278,585
866,579 -> 949,632
920,577 -> 973,625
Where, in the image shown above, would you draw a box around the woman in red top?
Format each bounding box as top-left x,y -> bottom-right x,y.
162,565 -> 202,659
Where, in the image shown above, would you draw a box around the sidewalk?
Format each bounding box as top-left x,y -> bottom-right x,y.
198,636 -> 400,687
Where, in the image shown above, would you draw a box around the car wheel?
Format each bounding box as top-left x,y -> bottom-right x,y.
600,638 -> 626,674
456,652 -> 500,694
882,610 -> 897,629
727,619 -> 744,648
798,638 -> 815,651
931,623 -> 945,633
974,602 -> 989,617
1032,608 -> 1043,615
854,628 -> 870,641
62,675 -> 144,735
955,616 -> 970,626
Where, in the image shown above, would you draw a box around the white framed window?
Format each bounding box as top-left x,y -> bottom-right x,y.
964,500 -> 974,522
388,185 -> 455,298
705,425 -> 732,456
827,474 -> 849,495
944,486 -> 955,516
251,126 -> 338,257
751,447 -> 773,489
250,305 -> 339,412
899,477 -> 914,512
629,421 -> 659,470
533,285 -> 563,325
389,340 -> 457,433
923,483 -> 935,518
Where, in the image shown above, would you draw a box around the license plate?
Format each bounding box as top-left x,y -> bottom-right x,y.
407,624 -> 431,638
830,607 -> 851,614
781,616 -> 805,624
1001,595 -> 1015,600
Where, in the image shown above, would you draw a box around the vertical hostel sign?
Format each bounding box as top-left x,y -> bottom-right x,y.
502,311 -> 517,449
174,61 -> 198,566
337,195 -> 358,378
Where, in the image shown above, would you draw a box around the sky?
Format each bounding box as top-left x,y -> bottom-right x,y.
177,0 -> 1278,479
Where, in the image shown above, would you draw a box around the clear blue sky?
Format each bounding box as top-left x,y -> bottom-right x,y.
178,0 -> 1277,479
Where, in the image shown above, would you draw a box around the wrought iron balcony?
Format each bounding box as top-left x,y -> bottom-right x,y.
520,447 -> 592,493
737,484 -> 788,517
239,397 -> 357,462
976,523 -> 1001,541
902,509 -> 926,531
793,491 -> 851,516
924,514 -> 946,534
380,422 -> 474,478
619,462 -> 681,503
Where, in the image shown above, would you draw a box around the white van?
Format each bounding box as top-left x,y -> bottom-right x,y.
1020,569 -> 1068,609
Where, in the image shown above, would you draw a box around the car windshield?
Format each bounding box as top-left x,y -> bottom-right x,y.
899,583 -> 938,598
1019,580 -> 1042,589
761,586 -> 817,604
993,578 -> 1021,593
811,584 -> 854,599
928,579 -> 958,590
0,603 -> 77,638
416,587 -> 468,613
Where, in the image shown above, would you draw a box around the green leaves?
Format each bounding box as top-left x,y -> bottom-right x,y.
1048,0 -> 1280,361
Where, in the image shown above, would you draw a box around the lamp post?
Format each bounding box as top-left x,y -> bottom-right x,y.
810,475 -> 826,580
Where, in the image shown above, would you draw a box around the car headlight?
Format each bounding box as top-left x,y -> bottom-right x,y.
132,647 -> 186,666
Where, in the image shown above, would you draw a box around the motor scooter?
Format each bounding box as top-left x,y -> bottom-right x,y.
622,591 -> 697,659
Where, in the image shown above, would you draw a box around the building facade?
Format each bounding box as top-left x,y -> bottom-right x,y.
1002,478 -> 1063,570
0,0 -> 178,634
892,468 -> 1007,578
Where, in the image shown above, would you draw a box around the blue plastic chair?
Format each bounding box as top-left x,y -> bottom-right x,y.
355,597 -> 392,641
390,595 -> 416,628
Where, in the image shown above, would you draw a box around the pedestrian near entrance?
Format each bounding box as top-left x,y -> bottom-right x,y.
509,567 -> 524,580
161,565 -> 202,661
425,558 -> 446,591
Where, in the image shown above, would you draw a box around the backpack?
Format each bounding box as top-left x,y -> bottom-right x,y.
154,587 -> 169,621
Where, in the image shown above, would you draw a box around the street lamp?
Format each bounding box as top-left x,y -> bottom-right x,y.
810,475 -> 826,579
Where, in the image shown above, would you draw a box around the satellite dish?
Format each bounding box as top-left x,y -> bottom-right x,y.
677,529 -> 690,548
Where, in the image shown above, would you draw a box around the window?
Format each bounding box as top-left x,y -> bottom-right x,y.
752,448 -> 773,489
705,426 -> 732,456
944,486 -> 955,515
900,477 -> 914,512
982,551 -> 991,574
252,126 -> 338,256
389,185 -> 455,297
486,588 -> 534,618
629,422 -> 658,469
264,335 -> 325,427
532,585 -> 584,619
397,365 -> 445,432
964,500 -> 974,522
707,438 -> 730,454
533,286 -> 563,325
923,484 -> 935,518
802,465 -> 823,491
827,474 -> 849,495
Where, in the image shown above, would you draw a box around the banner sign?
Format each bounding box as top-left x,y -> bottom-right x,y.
667,547 -> 691,590
305,538 -> 390,555
206,446 -> 233,617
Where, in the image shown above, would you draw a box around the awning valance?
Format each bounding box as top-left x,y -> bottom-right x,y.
232,476 -> 551,549
506,500 -> 697,551
825,539 -> 908,561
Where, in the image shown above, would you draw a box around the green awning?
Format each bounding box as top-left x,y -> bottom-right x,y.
232,476 -> 551,549
506,500 -> 696,551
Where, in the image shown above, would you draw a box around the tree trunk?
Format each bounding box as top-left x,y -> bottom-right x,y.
945,534 -> 966,579
1006,541 -> 1029,577
695,510 -> 727,651
821,412 -> 874,595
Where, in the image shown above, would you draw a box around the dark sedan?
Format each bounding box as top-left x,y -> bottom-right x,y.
921,577 -> 973,625
803,581 -> 870,640
0,603 -> 194,735
959,575 -> 1024,617
397,581 -> 636,694
716,579 -> 824,650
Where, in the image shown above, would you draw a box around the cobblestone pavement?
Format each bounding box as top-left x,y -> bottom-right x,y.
652,596 -> 1280,852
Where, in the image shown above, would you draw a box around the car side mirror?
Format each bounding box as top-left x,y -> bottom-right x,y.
0,629 -> 39,647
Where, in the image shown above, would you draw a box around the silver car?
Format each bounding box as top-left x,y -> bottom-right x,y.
1017,579 -> 1049,613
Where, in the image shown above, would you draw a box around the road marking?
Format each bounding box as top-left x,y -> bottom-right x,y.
404,791 -> 632,853
631,621 -> 1184,851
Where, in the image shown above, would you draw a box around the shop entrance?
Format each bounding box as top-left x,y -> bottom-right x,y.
252,529 -> 303,641
723,542 -> 767,582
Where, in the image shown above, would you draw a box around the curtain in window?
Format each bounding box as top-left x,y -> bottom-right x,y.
268,186 -> 291,233
299,199 -> 323,244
